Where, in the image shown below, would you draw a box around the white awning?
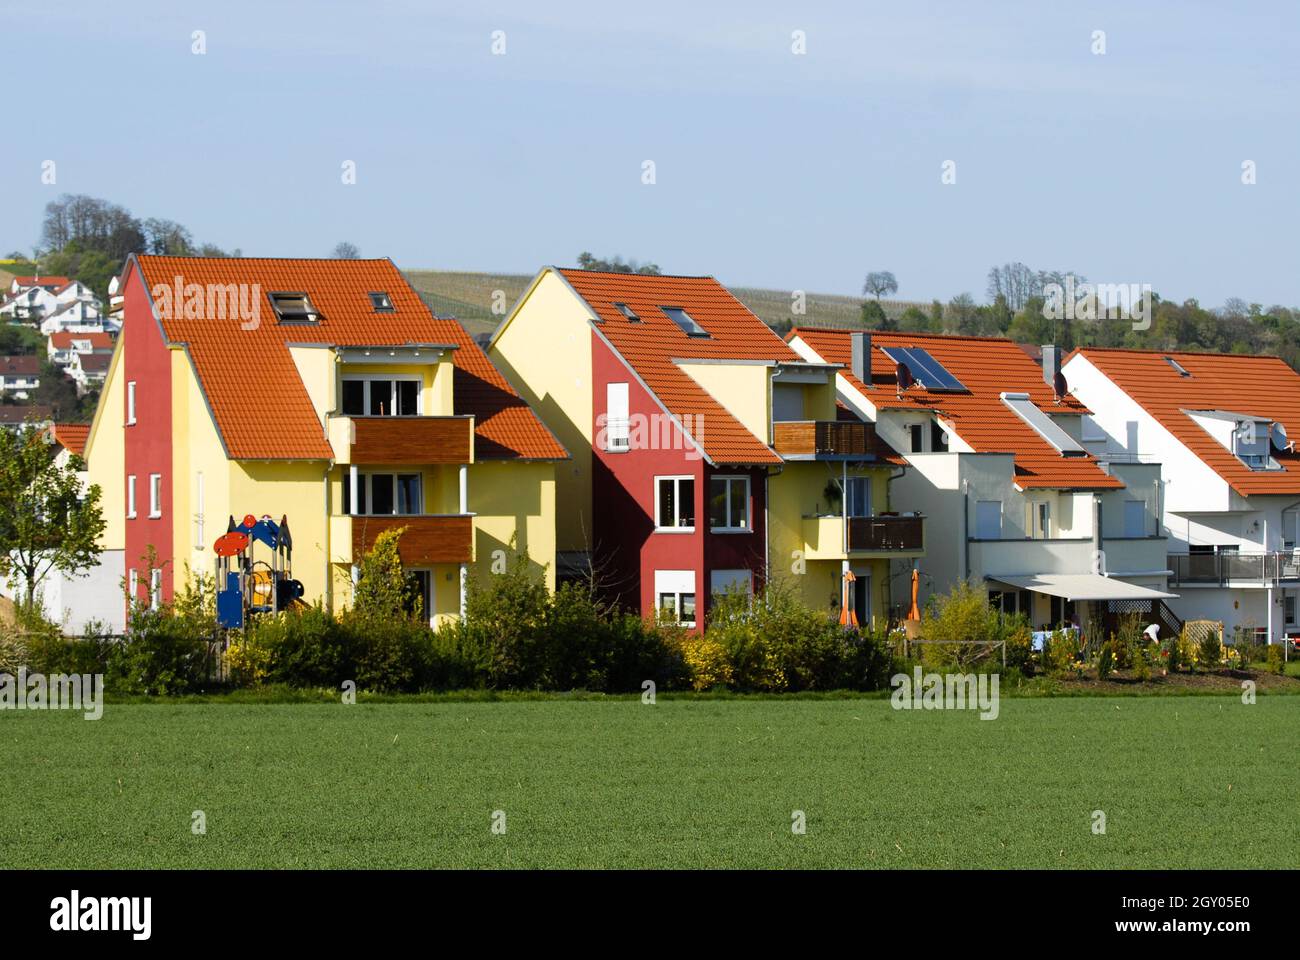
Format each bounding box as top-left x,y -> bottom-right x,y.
991,573 -> 1176,601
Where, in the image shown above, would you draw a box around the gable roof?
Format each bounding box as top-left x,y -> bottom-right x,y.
49,422 -> 90,454
75,352 -> 111,373
1,355 -> 41,376
130,256 -> 566,462
791,328 -> 1122,490
50,331 -> 113,350
1070,347 -> 1300,496
0,405 -> 52,425
13,276 -> 70,290
555,268 -> 805,464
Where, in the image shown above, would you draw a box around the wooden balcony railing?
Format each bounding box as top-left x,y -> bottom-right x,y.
847,515 -> 924,552
772,420 -> 872,458
332,415 -> 474,465
349,514 -> 473,566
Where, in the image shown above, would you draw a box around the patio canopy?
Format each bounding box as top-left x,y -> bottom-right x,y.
990,573 -> 1177,602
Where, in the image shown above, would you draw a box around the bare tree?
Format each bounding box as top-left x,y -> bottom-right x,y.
333,242 -> 361,259
862,271 -> 898,301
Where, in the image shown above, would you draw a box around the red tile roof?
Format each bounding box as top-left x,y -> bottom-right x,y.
13,276 -> 70,289
557,269 -> 805,464
0,405 -> 52,425
132,257 -> 566,462
49,422 -> 90,454
76,353 -> 111,373
791,328 -> 1122,490
1,355 -> 41,376
1071,347 -> 1300,496
50,331 -> 113,350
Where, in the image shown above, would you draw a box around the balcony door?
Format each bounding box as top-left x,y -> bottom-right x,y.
344,472 -> 423,516
341,375 -> 420,417
845,477 -> 871,518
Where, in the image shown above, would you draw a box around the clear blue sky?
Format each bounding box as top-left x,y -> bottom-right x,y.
3,0 -> 1296,308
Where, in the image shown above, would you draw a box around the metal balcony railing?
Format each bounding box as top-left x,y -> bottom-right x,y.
1167,551 -> 1300,586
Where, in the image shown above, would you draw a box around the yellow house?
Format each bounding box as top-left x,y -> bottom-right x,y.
489,267 -> 923,628
83,255 -> 566,624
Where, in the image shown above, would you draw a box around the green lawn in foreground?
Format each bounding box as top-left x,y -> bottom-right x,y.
3,697 -> 1296,869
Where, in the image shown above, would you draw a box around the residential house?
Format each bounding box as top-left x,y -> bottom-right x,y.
40,298 -> 106,335
8,275 -> 71,296
53,280 -> 100,307
82,255 -> 566,621
0,355 -> 41,399
789,329 -> 1174,632
48,330 -> 115,366
1,284 -> 60,322
68,350 -> 110,394
0,404 -> 53,433
1064,347 -> 1300,644
489,268 -> 923,629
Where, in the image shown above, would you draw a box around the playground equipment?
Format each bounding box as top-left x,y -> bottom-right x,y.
215,513 -> 305,629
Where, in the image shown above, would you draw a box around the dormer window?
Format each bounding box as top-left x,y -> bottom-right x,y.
268,291 -> 320,324
368,291 -> 394,312
613,301 -> 640,322
1163,356 -> 1191,377
661,306 -> 708,337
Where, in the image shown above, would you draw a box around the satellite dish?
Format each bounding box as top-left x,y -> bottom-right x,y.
1272,421 -> 1289,451
896,361 -> 914,395
1053,370 -> 1068,402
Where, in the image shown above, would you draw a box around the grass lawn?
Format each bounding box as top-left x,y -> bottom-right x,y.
3,696 -> 1296,869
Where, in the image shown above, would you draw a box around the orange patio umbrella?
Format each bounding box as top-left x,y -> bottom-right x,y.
908,568 -> 921,621
839,570 -> 858,628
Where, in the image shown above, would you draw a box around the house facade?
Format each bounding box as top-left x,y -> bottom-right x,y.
490,268 -> 923,629
1064,347 -> 1300,644
83,255 -> 566,624
790,329 -> 1173,633
1,276 -> 71,322
48,330 -> 114,366
0,355 -> 41,399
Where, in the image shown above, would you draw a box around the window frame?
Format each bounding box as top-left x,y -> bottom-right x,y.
126,474 -> 137,519
660,305 -> 709,338
340,374 -> 422,418
654,475 -> 696,532
126,380 -> 137,425
149,473 -> 162,519
1123,499 -> 1147,538
708,475 -> 751,532
343,471 -> 424,517
368,291 -> 395,312
605,381 -> 630,452
267,291 -> 321,324
657,590 -> 698,627
909,423 -> 924,453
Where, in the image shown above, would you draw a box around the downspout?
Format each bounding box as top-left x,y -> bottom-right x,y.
962,479 -> 970,583
1093,492 -> 1103,574
323,466 -> 332,614
459,462 -> 468,619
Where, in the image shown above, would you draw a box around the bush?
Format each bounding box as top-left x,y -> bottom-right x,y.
1097,641 -> 1114,680
112,603 -> 214,695
243,604 -> 351,688
1197,628 -> 1223,670
679,632 -> 733,691
1002,619 -> 1033,673
1044,628 -> 1078,678
920,581 -> 1002,670
1267,644 -> 1284,675
1133,642 -> 1152,681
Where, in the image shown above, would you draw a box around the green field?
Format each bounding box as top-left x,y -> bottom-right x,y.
3,696 -> 1295,869
400,269 -> 924,338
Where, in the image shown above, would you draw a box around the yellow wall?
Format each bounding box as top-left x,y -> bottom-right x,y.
288,345 -> 334,425
677,361 -> 771,443
469,460 -> 557,590
83,342 -> 126,550
490,270 -> 592,553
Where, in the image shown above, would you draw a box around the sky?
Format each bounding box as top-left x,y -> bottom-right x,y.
2,0 -> 1297,308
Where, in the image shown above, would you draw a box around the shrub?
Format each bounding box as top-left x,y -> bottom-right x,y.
1097,641 -> 1114,680
245,604 -> 351,688
920,581 -> 1001,670
112,602 -> 214,695
1165,632 -> 1181,673
1044,628 -> 1077,678
1197,627 -> 1223,670
0,629 -> 26,674
344,612 -> 435,693
1133,642 -> 1152,682
462,551 -> 550,687
679,632 -> 733,691
1267,644 -> 1284,675
352,526 -> 413,621
1002,619 -> 1033,673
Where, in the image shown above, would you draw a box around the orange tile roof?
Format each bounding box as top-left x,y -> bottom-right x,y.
791,328 -> 1122,489
13,275 -> 70,289
49,331 -> 113,350
1071,347 -> 1300,496
133,257 -> 566,462
557,269 -> 804,464
49,422 -> 90,454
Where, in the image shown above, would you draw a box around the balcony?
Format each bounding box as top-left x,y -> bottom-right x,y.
801,513 -> 925,560
773,420 -> 872,459
330,514 -> 473,566
328,415 -> 473,465
1167,551 -> 1300,587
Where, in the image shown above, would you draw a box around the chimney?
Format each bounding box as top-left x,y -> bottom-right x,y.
1042,344 -> 1060,387
851,332 -> 871,386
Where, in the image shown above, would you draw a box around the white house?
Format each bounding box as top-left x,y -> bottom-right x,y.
0,285 -> 60,321
789,329 -> 1175,635
48,330 -> 114,366
66,350 -> 109,393
1064,347 -> 1300,645
0,355 -> 41,399
40,298 -> 105,335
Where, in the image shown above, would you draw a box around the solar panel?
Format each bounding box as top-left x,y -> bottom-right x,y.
1001,392 -> 1087,457
881,346 -> 967,392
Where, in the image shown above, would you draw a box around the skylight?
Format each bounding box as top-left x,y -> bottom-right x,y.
268,292 -> 320,324
661,306 -> 709,337
1001,392 -> 1088,457
1163,356 -> 1190,377
368,291 -> 394,312
613,301 -> 640,322
881,346 -> 967,392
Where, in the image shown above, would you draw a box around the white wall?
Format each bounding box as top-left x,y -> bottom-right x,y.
0,550 -> 125,635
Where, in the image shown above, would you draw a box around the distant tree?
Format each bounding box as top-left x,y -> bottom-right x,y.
576,251 -> 661,275
860,299 -> 890,330
142,217 -> 194,256
0,426 -> 105,613
945,293 -> 980,335
986,262 -> 1041,312
898,306 -> 930,333
332,242 -> 361,259
928,299 -> 944,331
862,271 -> 898,301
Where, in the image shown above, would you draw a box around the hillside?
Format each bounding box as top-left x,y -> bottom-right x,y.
401,269 -> 919,338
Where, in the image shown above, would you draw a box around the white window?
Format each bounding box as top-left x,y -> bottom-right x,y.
909,423 -> 924,453
846,476 -> 871,518
710,569 -> 752,597
126,381 -> 137,425
150,569 -> 162,607
654,570 -> 697,627
340,375 -> 420,417
606,382 -> 630,451
708,476 -> 750,531
1124,499 -> 1146,538
655,476 -> 695,530
1026,500 -> 1051,539
343,472 -> 423,515
975,500 -> 1002,539
128,568 -> 138,600
127,475 -> 137,518
149,473 -> 162,518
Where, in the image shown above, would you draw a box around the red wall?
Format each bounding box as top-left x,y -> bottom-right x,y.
590,332 -> 766,628
121,263 -> 174,610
